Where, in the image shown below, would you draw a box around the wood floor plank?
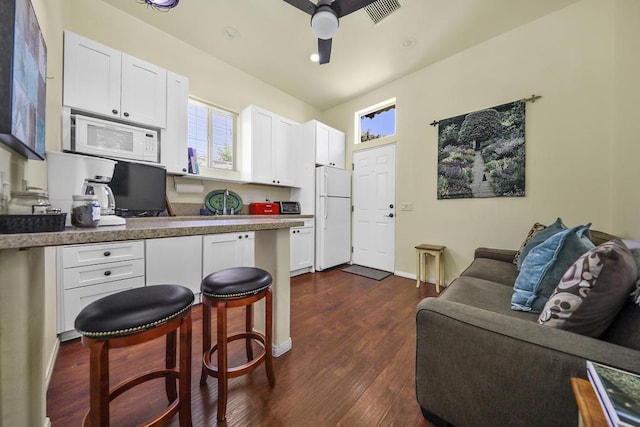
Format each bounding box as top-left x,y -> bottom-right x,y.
47,268 -> 438,426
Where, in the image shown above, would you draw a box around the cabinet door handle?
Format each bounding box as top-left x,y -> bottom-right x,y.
245,234 -> 249,238
112,109 -> 118,115
103,251 -> 111,257
123,112 -> 130,117
104,270 -> 112,276
238,235 -> 243,239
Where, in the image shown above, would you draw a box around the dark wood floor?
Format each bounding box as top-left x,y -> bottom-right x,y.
47,267 -> 438,426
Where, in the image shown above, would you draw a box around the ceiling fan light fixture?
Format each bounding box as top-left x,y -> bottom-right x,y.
311,6 -> 339,40
140,0 -> 179,11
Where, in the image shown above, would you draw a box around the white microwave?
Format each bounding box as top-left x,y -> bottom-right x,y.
68,114 -> 159,163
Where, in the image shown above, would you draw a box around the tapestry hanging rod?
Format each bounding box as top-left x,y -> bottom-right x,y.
429,94 -> 542,127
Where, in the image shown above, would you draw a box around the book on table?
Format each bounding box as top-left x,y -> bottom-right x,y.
586,361 -> 640,427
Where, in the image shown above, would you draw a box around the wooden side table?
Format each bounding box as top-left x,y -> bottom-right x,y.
571,377 -> 608,427
415,244 -> 446,293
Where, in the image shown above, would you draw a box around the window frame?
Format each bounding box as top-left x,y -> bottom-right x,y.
187,97 -> 238,172
354,98 -> 396,144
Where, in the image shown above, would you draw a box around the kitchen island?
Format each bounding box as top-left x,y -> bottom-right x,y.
0,217 -> 302,426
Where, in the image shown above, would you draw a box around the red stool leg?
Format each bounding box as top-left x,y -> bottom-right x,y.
265,289 -> 275,387
200,301 -> 211,385
179,312 -> 192,426
217,300 -> 228,422
245,304 -> 254,361
165,329 -> 178,402
87,339 -> 109,426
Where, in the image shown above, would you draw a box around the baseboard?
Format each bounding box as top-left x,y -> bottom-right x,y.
394,270 -> 415,280
272,337 -> 292,357
395,270 -> 447,287
43,417 -> 51,427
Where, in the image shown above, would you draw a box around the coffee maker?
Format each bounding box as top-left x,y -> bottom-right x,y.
46,151 -> 126,226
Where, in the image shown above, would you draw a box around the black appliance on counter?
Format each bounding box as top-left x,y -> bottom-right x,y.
110,161 -> 167,217
275,201 -> 301,215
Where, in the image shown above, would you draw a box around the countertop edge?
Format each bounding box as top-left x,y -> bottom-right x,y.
0,218 -> 305,250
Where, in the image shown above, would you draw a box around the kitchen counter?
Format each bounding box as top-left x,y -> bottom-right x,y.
0,216 -> 300,426
0,216 -> 305,249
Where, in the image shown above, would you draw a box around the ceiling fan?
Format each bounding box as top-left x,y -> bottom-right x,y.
283,0 -> 378,64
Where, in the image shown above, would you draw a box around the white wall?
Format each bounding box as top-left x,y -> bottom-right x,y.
321,0 -> 623,279
611,0 -> 640,238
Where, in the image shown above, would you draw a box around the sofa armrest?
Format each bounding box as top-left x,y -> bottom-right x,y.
474,247 -> 517,263
415,297 -> 640,426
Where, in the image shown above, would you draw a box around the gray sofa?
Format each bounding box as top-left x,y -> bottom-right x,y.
415,231 -> 640,427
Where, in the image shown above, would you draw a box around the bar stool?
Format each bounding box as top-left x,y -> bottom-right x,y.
74,285 -> 194,427
415,243 -> 447,292
200,267 -> 276,421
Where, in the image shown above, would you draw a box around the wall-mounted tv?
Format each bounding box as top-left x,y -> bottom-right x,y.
110,161 -> 167,217
0,0 -> 47,160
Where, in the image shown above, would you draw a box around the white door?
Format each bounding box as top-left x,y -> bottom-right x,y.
352,144 -> 396,272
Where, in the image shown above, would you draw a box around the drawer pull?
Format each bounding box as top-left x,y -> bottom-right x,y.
104,270 -> 112,276
103,251 -> 111,257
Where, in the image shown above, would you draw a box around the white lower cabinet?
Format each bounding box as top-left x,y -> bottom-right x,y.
202,232 -> 255,277
145,235 -> 203,298
57,241 -> 145,341
57,233 -> 258,341
290,220 -> 314,276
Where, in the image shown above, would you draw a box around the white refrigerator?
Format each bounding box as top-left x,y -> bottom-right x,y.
315,166 -> 352,271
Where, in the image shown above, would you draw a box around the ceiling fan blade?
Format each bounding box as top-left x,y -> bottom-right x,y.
282,0 -> 316,15
318,38 -> 332,64
332,0 -> 378,17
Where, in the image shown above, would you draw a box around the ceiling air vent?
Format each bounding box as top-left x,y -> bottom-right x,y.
365,0 -> 401,24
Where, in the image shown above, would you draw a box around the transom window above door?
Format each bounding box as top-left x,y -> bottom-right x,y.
355,98 -> 396,144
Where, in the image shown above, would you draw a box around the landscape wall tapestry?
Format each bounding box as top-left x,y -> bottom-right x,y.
437,100 -> 525,199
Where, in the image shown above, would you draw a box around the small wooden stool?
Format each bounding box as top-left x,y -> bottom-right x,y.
200,267 -> 276,422
74,285 -> 194,427
415,244 -> 446,292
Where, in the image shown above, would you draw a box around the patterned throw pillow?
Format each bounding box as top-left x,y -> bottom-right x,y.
538,239 -> 638,337
513,223 -> 546,266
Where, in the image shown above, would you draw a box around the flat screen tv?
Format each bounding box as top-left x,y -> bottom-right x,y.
110,161 -> 166,217
0,0 -> 47,160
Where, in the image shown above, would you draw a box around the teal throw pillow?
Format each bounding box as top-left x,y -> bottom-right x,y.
516,217 -> 566,270
511,224 -> 594,313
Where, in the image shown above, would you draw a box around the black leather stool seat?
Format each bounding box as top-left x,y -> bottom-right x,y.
75,284 -> 194,338
201,267 -> 272,299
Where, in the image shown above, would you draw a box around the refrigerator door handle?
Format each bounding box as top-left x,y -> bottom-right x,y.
324,171 -> 328,197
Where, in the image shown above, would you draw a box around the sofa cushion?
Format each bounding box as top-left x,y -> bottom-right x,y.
513,222 -> 546,266
460,257 -> 518,287
601,301 -> 640,351
516,217 -> 566,270
537,239 -> 638,337
511,225 -> 594,313
442,276 -> 539,322
622,240 -> 640,305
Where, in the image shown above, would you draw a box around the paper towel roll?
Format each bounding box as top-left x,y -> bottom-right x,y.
174,183 -> 205,193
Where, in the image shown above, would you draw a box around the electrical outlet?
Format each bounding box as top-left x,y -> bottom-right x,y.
400,202 -> 413,211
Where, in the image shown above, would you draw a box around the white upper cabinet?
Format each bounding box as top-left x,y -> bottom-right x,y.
241,105 -> 299,187
303,120 -> 346,169
63,31 -> 167,128
163,71 -> 189,174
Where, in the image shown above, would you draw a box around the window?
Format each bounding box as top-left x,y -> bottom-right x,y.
356,98 -> 396,143
187,98 -> 237,171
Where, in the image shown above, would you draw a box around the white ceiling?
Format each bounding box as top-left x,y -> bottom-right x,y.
100,0 -> 579,111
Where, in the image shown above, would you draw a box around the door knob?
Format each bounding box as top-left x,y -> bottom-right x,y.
387,213 -> 394,218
